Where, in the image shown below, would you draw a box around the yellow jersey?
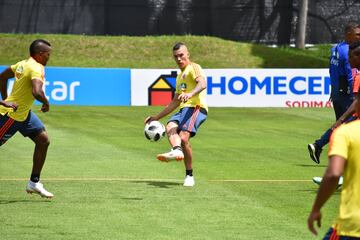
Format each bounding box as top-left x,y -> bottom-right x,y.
0,57 -> 45,121
329,120 -> 360,237
176,62 -> 208,111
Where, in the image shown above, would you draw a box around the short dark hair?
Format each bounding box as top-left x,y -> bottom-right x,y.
345,22 -> 360,33
173,42 -> 185,51
29,39 -> 51,57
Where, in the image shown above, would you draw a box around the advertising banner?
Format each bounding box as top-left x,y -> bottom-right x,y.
131,69 -> 331,107
0,66 -> 131,106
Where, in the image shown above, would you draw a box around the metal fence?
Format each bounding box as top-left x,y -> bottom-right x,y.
0,0 -> 359,44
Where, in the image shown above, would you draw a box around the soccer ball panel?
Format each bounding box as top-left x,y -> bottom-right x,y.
144,121 -> 165,142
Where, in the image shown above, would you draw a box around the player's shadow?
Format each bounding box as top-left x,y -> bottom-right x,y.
299,189 -> 341,195
294,164 -> 327,168
119,197 -> 143,201
131,180 -> 181,189
0,199 -> 52,204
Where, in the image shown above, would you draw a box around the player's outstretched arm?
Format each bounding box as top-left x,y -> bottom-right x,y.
144,94 -> 181,124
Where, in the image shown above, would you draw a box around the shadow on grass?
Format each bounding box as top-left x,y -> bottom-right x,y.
0,199 -> 52,204
299,189 -> 341,195
119,197 -> 143,201
294,164 -> 327,168
131,181 -> 181,189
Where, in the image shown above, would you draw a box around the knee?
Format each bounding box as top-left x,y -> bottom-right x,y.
166,122 -> 178,135
39,136 -> 50,148
35,132 -> 50,147
165,124 -> 173,133
180,134 -> 190,145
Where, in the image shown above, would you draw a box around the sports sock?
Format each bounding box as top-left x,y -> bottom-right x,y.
30,174 -> 40,183
173,146 -> 183,152
186,169 -> 193,176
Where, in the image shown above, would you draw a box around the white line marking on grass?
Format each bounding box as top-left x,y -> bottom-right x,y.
0,178 -> 312,182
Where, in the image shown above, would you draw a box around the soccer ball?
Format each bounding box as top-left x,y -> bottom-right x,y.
144,121 -> 166,142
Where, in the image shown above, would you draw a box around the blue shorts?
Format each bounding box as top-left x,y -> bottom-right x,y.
0,111 -> 45,146
323,227 -> 360,240
168,106 -> 207,137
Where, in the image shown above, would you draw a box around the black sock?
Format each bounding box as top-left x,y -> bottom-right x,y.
186,169 -> 193,176
30,174 -> 40,183
173,146 -> 182,152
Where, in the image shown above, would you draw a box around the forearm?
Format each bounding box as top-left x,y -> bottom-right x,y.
338,99 -> 356,122
190,77 -> 206,97
0,76 -> 8,100
0,67 -> 14,100
311,156 -> 343,211
32,79 -> 49,105
32,90 -> 49,105
311,175 -> 339,212
154,99 -> 180,120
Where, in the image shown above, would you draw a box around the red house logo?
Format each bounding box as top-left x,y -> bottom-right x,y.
148,71 -> 177,106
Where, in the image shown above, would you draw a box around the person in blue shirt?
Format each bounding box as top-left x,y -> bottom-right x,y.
308,22 -> 360,164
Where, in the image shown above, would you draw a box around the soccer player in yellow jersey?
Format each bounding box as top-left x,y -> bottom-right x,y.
0,39 -> 53,198
308,91 -> 360,239
145,42 -> 207,187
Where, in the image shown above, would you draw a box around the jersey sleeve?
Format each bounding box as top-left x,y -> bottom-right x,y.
328,126 -> 349,160
30,64 -> 44,82
10,62 -> 20,73
190,63 -> 205,80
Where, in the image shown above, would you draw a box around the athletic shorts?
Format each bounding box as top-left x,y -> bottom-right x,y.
0,111 -> 45,146
323,227 -> 360,240
168,106 -> 207,137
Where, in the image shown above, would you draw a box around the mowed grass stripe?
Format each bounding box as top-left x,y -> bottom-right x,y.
0,106 -> 336,240
0,178 -> 312,182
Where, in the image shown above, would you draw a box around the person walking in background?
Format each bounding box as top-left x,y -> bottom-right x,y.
312,41 -> 360,186
307,90 -> 360,239
0,39 -> 54,198
144,42 -> 208,187
308,22 -> 360,164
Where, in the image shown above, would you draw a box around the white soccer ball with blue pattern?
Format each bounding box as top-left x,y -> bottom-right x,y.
144,121 -> 166,142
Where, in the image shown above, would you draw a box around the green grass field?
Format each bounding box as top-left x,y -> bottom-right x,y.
0,106 -> 339,239
0,34 -> 330,68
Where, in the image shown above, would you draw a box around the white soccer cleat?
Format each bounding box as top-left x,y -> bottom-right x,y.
157,149 -> 184,162
312,176 -> 322,185
338,176 -> 343,188
26,181 -> 54,199
312,176 -> 343,189
183,175 -> 195,187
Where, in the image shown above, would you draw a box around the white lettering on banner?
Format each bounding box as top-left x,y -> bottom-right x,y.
207,76 -> 331,95
45,81 -> 80,101
69,81 -> 80,100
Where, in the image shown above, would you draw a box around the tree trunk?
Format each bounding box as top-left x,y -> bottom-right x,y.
295,0 -> 308,49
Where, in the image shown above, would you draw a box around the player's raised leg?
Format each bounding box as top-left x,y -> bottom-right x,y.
157,121 -> 184,162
